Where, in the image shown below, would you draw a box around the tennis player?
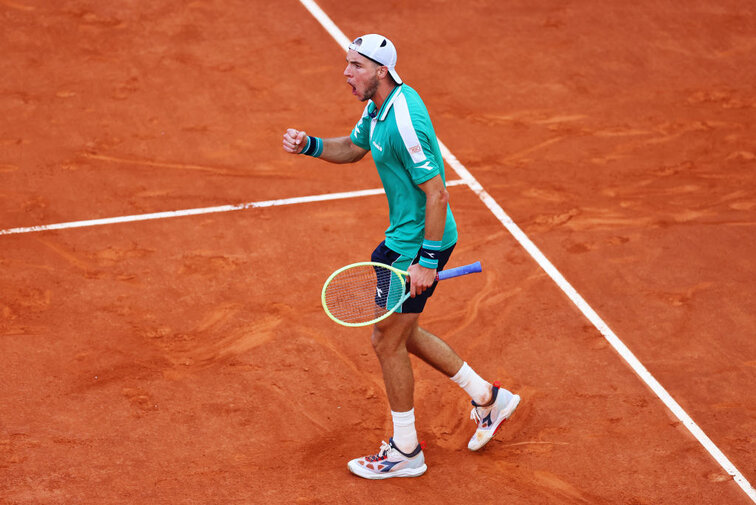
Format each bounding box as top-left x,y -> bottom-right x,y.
283,34 -> 520,479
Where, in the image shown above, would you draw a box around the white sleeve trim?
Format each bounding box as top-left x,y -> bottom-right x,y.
392,93 -> 427,164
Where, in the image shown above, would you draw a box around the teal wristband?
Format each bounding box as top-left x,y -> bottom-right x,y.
300,136 -> 323,158
418,239 -> 442,269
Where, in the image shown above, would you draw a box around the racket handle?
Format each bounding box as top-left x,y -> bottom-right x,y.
437,261 -> 482,281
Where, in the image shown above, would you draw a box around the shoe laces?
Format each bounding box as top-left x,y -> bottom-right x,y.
470,382 -> 501,425
470,405 -> 492,425
365,440 -> 393,462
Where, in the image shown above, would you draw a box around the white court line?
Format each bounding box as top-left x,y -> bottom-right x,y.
298,0 -> 756,500
0,180 -> 467,236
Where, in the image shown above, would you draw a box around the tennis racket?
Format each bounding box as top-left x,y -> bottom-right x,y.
321,261 -> 482,327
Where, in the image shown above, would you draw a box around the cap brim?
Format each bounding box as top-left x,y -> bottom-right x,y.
388,67 -> 402,84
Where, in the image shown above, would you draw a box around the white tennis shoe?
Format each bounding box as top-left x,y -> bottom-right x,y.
347,438 -> 427,479
468,381 -> 520,451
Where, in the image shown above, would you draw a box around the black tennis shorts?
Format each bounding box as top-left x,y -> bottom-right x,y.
371,240 -> 456,314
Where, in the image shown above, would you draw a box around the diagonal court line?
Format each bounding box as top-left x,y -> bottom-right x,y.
0,179 -> 467,236
439,143 -> 756,499
298,0 -> 756,500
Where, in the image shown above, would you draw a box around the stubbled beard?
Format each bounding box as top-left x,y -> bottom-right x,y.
361,75 -> 379,102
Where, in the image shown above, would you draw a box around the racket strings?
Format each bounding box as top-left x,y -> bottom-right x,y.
323,265 -> 405,325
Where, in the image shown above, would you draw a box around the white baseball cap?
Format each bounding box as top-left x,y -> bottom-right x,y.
348,34 -> 402,84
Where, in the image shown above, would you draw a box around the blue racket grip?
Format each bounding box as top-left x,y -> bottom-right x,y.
437,261 -> 482,281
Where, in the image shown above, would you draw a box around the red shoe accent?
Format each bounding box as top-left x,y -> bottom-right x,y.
420,441 -> 426,450
492,380 -> 501,388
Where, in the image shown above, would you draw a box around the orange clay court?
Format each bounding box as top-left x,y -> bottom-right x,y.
1,0 -> 754,503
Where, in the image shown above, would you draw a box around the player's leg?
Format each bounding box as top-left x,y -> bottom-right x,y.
406,325 -> 463,378
406,320 -> 520,451
371,311 -> 418,413
347,311 -> 427,479
405,324 -> 492,401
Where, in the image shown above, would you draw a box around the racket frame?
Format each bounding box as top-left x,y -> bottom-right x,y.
321,261 -> 411,327
321,260 -> 482,327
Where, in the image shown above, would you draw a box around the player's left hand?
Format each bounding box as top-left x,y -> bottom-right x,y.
407,263 -> 436,298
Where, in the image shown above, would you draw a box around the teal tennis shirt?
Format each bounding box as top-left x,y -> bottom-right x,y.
350,84 -> 458,257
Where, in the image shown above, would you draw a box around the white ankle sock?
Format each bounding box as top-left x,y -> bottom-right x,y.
450,362 -> 492,405
391,409 -> 418,453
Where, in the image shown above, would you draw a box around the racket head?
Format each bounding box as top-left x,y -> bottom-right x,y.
321,261 -> 410,327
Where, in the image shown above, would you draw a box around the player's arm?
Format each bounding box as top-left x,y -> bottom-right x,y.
408,174 -> 449,296
418,174 -> 450,243
283,129 -> 368,164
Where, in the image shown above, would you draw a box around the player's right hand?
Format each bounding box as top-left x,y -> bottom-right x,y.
283,128 -> 307,154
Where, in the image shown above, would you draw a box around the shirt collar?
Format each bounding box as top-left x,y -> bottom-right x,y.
368,84 -> 403,122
